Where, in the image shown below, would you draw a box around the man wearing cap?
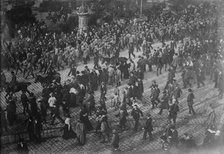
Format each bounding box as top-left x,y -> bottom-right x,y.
131,104 -> 143,131
187,89 -> 195,115
143,114 -> 153,140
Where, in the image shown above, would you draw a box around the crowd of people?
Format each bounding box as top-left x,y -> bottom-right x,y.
1,2 -> 224,153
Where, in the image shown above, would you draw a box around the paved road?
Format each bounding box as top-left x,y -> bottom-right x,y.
1,43 -> 224,154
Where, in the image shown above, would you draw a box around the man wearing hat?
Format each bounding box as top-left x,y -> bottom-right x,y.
131,104 -> 143,132
143,113 -> 153,140
187,88 -> 195,115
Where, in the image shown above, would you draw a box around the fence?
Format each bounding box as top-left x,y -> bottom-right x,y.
1,122 -> 63,145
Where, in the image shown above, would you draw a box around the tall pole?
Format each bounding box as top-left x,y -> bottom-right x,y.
140,0 -> 143,18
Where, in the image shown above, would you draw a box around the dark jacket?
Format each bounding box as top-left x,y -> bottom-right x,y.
169,103 -> 179,115
187,92 -> 194,105
131,108 -> 143,120
144,117 -> 153,131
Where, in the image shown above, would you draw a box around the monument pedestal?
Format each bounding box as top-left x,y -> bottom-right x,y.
78,13 -> 89,31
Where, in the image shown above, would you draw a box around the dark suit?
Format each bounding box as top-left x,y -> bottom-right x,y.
168,103 -> 179,124
187,92 -> 195,115
143,117 -> 153,140
131,108 -> 143,131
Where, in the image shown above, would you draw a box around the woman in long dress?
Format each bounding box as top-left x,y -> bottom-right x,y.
62,116 -> 77,140
75,119 -> 86,145
79,106 -> 93,132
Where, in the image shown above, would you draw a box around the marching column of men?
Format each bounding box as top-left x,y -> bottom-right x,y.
1,3 -> 224,151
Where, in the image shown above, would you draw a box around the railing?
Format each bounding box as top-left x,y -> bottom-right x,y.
1,125 -> 63,145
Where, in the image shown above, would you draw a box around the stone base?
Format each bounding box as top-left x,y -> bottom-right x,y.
78,14 -> 89,31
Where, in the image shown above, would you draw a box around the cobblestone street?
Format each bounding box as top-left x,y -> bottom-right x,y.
1,43 -> 224,154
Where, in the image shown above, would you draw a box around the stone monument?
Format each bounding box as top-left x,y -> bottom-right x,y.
77,1 -> 90,31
